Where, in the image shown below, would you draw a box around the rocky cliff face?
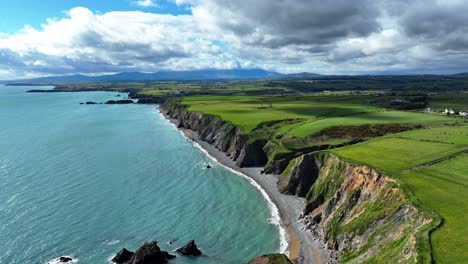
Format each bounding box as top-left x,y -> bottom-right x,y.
161,98 -> 433,263
282,153 -> 432,263
161,98 -> 267,167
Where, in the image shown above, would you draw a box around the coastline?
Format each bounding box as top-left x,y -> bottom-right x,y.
157,108 -> 333,264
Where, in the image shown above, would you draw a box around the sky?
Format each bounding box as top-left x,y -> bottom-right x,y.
0,0 -> 468,79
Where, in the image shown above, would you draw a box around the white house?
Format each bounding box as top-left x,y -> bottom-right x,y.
443,108 -> 455,114
460,110 -> 468,116
424,107 -> 434,113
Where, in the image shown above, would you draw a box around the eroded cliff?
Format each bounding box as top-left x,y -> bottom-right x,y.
282,153 -> 433,263
161,98 -> 435,263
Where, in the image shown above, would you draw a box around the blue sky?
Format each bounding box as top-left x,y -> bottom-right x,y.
0,0 -> 189,34
0,0 -> 467,79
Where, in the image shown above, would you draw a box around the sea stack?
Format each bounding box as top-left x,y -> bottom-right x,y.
112,248 -> 134,263
111,241 -> 176,264
175,240 -> 202,256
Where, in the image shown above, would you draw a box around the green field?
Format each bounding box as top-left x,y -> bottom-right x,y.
287,111 -> 449,137
333,126 -> 468,263
182,95 -> 452,134
184,93 -> 467,262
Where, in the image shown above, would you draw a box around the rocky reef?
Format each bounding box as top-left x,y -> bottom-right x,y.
105,99 -> 134,104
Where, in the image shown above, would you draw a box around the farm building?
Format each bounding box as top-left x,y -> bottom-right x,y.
424,107 -> 434,113
443,108 -> 455,114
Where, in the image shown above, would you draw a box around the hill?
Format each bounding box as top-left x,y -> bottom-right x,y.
7,69 -> 285,83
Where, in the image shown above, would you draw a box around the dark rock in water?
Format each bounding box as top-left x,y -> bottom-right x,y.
105,99 -> 134,104
132,241 -> 174,264
176,240 -> 202,256
85,101 -> 97,105
112,248 -> 134,263
246,254 -> 293,264
162,251 -> 176,260
206,164 -> 212,169
58,256 -> 73,262
80,102 -> 84,105
117,94 -> 122,97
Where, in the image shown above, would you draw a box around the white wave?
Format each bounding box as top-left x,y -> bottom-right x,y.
157,109 -> 289,254
102,239 -> 120,245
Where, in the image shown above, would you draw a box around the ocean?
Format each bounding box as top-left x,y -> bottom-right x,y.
0,86 -> 281,263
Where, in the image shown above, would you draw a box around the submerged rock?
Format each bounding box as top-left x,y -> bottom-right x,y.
58,257 -> 73,263
246,254 -> 293,264
47,256 -> 76,264
112,248 -> 134,263
105,99 -> 134,104
175,240 -> 202,256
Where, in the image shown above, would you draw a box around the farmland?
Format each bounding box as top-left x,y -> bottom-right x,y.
180,92 -> 467,263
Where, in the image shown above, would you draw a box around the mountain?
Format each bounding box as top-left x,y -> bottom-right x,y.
452,72 -> 468,77
7,69 -> 285,83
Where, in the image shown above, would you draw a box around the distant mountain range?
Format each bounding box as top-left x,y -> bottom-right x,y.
4,69 -> 468,84
5,69 -> 312,83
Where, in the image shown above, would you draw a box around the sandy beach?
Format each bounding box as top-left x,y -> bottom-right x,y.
161,111 -> 333,264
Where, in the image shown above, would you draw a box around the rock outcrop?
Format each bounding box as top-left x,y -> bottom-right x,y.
287,153 -> 433,263
175,240 -> 202,256
106,99 -> 134,104
112,248 -> 134,263
246,254 -> 293,264
112,241 -> 176,264
278,153 -> 320,197
58,257 -> 73,263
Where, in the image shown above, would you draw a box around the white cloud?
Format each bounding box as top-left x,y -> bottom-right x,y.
2,0 -> 468,79
135,0 -> 158,8
0,7 -> 247,77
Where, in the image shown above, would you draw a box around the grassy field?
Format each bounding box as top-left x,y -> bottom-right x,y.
182,95 -> 453,133
183,93 -> 467,262
286,111 -> 449,137
333,126 -> 468,263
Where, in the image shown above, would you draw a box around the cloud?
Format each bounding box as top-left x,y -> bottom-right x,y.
1,1 -> 468,79
135,0 -> 158,8
0,7 -> 241,77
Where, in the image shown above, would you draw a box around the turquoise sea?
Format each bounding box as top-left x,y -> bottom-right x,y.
0,86 -> 280,263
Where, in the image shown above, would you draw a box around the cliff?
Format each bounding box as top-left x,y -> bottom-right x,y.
162,98 -> 267,167
161,98 -> 435,263
283,153 -> 433,263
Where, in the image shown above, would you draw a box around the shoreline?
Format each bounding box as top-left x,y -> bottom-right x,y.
157,108 -> 333,264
